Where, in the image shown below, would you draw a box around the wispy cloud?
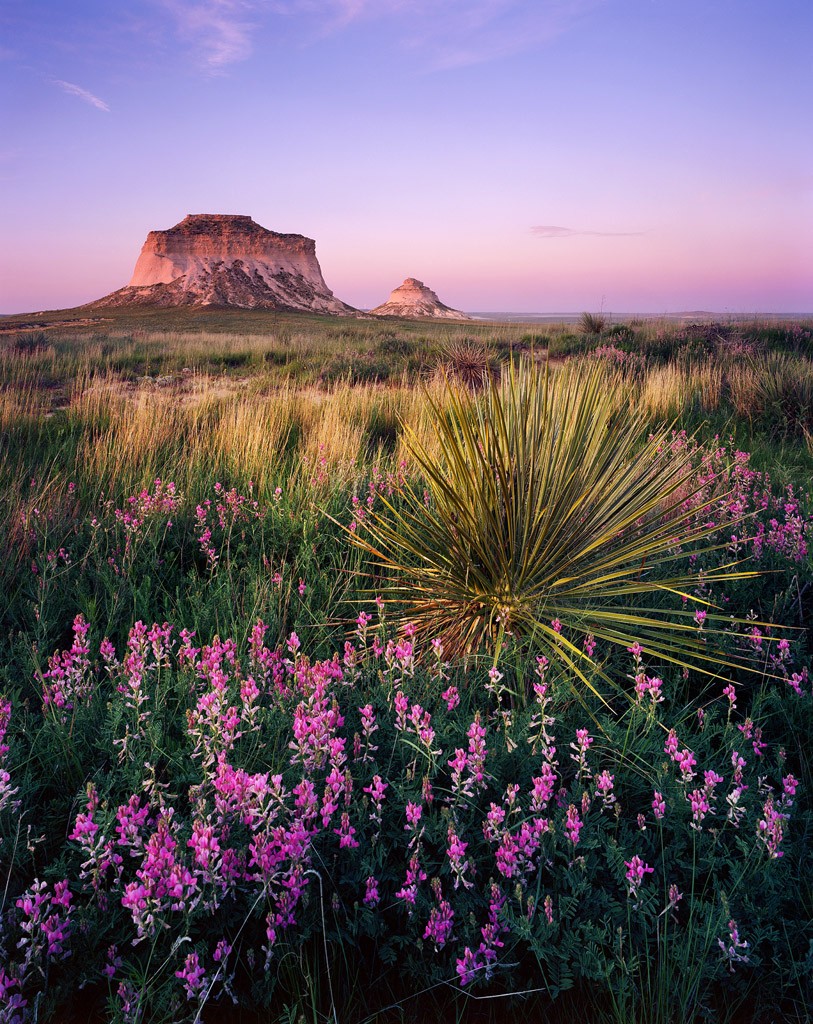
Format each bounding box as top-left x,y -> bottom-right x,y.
54,80 -> 110,112
160,0 -> 264,70
272,1 -> 605,69
532,224 -> 644,238
410,0 -> 606,70
154,1 -> 604,71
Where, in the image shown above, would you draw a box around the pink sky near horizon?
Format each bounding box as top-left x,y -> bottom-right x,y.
1,0 -> 811,315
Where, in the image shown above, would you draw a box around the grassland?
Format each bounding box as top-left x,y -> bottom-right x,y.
0,310 -> 811,1024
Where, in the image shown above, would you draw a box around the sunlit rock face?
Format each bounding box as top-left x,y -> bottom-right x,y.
370,278 -> 469,319
95,214 -> 354,313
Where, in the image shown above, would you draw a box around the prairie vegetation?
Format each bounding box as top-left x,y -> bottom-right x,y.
0,313 -> 811,1023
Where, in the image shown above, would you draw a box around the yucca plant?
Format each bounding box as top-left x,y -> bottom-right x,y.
437,337 -> 499,390
349,359 -> 760,696
578,311 -> 607,336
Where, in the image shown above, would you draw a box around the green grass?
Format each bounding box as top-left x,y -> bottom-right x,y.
2,307 -> 811,399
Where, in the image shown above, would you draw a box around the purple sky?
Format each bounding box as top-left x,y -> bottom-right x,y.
1,0 -> 811,315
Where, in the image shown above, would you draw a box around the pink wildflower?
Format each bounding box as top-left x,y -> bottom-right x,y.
688,787 -> 711,829
447,823 -> 474,889
363,876 -> 380,906
564,804 -> 583,846
424,899 -> 455,949
624,854 -> 654,897
175,951 -> 206,1001
442,685 -> 460,710
718,919 -> 749,971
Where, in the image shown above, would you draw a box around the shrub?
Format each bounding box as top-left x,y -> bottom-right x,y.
578,312 -> 607,336
349,360 -> 759,692
437,338 -> 499,390
605,323 -> 635,343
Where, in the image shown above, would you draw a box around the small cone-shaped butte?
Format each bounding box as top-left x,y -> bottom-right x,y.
371,278 -> 469,319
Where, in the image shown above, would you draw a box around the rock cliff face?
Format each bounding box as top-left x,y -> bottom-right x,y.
95,214 -> 354,313
370,278 -> 469,319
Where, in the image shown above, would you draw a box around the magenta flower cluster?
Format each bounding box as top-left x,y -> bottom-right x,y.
0,609 -> 804,1020
666,431 -> 812,566
41,613 -> 92,719
0,695 -> 18,816
193,480 -> 267,572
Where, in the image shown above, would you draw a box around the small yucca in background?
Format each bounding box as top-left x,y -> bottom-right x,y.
437,337 -> 499,390
351,359 -> 756,694
578,311 -> 607,336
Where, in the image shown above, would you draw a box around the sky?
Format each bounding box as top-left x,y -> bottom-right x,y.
1,0 -> 812,315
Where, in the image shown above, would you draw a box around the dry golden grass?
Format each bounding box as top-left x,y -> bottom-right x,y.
0,382 -> 50,433
639,361 -> 724,420
67,374 -> 430,499
4,316 -> 812,531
